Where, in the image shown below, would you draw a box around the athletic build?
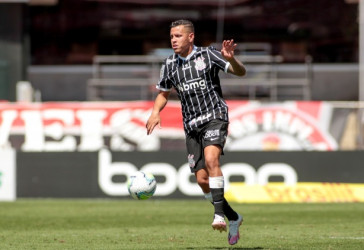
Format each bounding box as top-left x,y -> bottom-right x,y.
146,20 -> 246,245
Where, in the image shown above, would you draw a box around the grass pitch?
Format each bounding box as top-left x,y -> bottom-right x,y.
0,199 -> 363,249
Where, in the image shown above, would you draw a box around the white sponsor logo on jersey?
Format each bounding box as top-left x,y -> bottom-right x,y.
188,113 -> 212,126
177,79 -> 207,92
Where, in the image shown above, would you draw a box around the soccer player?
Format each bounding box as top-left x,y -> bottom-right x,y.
146,19 -> 246,245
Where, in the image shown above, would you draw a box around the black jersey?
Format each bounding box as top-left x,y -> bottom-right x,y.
157,46 -> 230,134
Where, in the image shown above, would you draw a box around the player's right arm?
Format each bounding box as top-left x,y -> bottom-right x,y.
146,90 -> 170,135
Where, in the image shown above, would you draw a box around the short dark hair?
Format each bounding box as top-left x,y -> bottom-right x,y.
170,20 -> 194,33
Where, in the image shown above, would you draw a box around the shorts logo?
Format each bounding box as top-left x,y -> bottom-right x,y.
188,154 -> 195,168
194,56 -> 206,71
204,129 -> 220,139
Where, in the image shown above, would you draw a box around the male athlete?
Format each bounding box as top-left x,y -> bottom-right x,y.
146,19 -> 246,245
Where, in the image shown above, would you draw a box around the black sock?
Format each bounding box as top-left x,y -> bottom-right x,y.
223,198 -> 238,221
210,188 -> 224,216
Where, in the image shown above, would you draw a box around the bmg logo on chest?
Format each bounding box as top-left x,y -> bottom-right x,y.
178,79 -> 207,92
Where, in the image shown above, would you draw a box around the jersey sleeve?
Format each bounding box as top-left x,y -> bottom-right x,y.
208,46 -> 230,73
156,62 -> 173,92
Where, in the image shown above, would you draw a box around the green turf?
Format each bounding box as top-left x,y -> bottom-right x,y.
0,199 -> 363,249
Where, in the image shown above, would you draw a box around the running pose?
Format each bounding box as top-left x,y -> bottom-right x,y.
146,19 -> 246,245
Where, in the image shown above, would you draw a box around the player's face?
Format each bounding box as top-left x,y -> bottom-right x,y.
170,25 -> 194,57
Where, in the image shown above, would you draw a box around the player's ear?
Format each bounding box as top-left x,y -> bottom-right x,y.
189,32 -> 194,42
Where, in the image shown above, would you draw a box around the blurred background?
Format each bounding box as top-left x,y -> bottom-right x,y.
0,0 -> 363,201
0,0 -> 360,101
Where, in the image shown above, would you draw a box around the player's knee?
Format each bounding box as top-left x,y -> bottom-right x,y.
196,174 -> 209,186
196,177 -> 209,193
204,156 -> 219,170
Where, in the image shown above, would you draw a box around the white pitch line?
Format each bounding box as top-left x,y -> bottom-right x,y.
328,236 -> 364,240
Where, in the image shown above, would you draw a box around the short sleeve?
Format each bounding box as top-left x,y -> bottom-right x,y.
156,63 -> 172,91
208,47 -> 230,73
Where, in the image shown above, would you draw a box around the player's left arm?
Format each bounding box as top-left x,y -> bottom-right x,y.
221,39 -> 246,77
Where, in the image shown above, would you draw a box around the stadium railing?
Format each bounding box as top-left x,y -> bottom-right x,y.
86,53 -> 312,101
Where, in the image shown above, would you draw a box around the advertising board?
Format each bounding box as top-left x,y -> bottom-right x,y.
16,150 -> 364,202
0,101 -> 362,202
0,101 -> 351,152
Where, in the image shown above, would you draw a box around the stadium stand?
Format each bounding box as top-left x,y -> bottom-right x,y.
87,43 -> 312,101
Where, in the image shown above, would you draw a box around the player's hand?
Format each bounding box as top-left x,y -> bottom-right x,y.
221,39 -> 237,61
146,114 -> 161,135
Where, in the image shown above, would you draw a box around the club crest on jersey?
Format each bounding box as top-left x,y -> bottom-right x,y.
194,56 -> 206,71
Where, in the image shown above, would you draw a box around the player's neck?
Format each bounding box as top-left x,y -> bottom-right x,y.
178,45 -> 197,60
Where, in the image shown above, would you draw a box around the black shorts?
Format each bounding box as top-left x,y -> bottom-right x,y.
186,119 -> 229,173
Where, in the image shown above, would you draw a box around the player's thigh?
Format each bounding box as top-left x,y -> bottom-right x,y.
202,119 -> 228,149
204,144 -> 222,167
202,119 -> 228,165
